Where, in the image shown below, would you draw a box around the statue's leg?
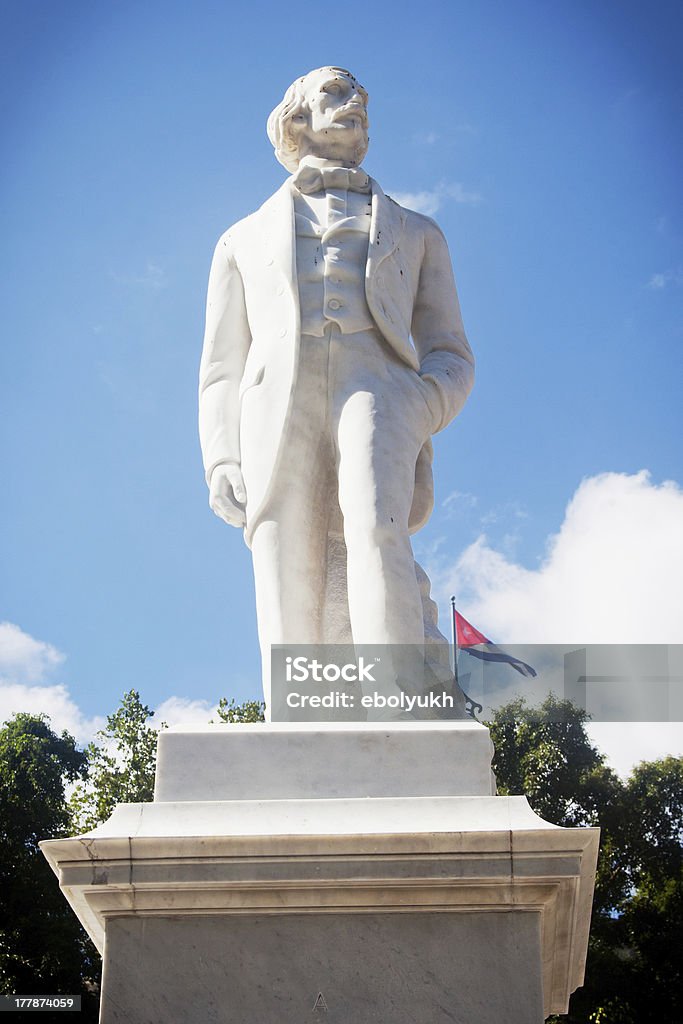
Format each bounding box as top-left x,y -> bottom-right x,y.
325,328 -> 443,719
249,336 -> 335,715
332,330 -> 432,650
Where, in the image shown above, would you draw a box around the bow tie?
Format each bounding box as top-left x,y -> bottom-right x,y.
293,165 -> 371,195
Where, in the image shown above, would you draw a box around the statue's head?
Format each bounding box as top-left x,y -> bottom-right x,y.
267,67 -> 369,172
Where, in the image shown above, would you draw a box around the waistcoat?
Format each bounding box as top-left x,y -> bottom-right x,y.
294,186 -> 374,337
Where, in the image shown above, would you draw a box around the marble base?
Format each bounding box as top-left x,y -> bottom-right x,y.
154,720 -> 496,800
41,723 -> 598,1021
101,911 -> 543,1024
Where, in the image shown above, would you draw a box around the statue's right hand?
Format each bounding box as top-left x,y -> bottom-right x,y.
209,463 -> 247,528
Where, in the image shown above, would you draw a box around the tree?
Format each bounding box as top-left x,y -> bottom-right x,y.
612,757 -> 683,1021
4,691 -> 680,1023
1,692 -> 264,1018
70,690 -> 161,833
213,697 -> 265,723
0,714 -> 99,1019
488,697 -> 683,1023
70,691 -> 264,831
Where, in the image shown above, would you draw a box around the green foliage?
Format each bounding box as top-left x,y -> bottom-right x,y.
488,695 -> 628,915
623,756 -> 683,880
1,692 -> 264,1015
6,690 -> 679,1023
70,690 -> 162,833
488,695 -> 614,824
213,696 -> 265,723
70,691 -> 264,831
612,757 -> 683,1021
0,714 -> 99,1017
0,713 -> 86,850
488,697 -> 683,1023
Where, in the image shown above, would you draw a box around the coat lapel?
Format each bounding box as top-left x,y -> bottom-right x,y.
261,176 -> 401,289
260,180 -> 297,295
258,176 -> 405,317
367,179 -> 404,278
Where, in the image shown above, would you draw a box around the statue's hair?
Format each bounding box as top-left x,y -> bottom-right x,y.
267,67 -> 368,173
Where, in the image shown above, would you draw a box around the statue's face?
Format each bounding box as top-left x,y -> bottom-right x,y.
294,68 -> 369,164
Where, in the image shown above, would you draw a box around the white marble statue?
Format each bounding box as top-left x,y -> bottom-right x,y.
199,67 -> 474,714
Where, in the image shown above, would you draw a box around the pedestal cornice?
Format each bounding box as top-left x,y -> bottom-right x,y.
41,795 -> 598,1016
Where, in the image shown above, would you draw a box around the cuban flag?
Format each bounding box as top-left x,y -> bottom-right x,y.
453,607 -> 537,678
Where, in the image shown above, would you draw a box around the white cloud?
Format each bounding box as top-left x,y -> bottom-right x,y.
390,181 -> 482,216
0,623 -> 226,746
155,696 -> 218,727
647,267 -> 683,290
441,471 -> 683,644
586,722 -> 683,779
442,490 -> 479,515
0,622 -> 105,743
0,622 -> 64,683
445,182 -> 482,205
0,682 -> 105,744
480,501 -> 528,527
390,190 -> 441,216
432,471 -> 683,775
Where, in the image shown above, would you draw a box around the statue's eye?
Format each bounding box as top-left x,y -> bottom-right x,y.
323,82 -> 341,95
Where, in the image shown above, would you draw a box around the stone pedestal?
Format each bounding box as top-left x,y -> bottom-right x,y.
41,722 -> 598,1023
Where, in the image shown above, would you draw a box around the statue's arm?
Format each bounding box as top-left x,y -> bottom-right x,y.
198,233 -> 252,526
410,219 -> 475,433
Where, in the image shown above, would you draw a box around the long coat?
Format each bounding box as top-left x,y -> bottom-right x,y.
199,176 -> 474,543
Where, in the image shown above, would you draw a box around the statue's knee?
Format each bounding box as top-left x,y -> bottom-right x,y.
344,520 -> 404,555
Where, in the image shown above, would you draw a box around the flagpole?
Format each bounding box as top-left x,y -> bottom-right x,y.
450,595 -> 458,686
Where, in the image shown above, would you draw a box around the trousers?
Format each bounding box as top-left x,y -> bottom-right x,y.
247,324 -> 436,712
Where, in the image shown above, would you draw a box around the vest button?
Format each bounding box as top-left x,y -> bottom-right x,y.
266,257 -> 274,266
328,299 -> 342,310
279,328 -> 287,337
276,285 -> 285,295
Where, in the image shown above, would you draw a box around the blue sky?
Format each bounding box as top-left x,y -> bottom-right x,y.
1,0 -> 682,773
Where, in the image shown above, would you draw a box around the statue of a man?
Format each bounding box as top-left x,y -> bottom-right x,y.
199,67 -> 474,713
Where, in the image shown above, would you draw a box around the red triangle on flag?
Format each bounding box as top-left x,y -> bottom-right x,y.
454,609 -> 491,648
